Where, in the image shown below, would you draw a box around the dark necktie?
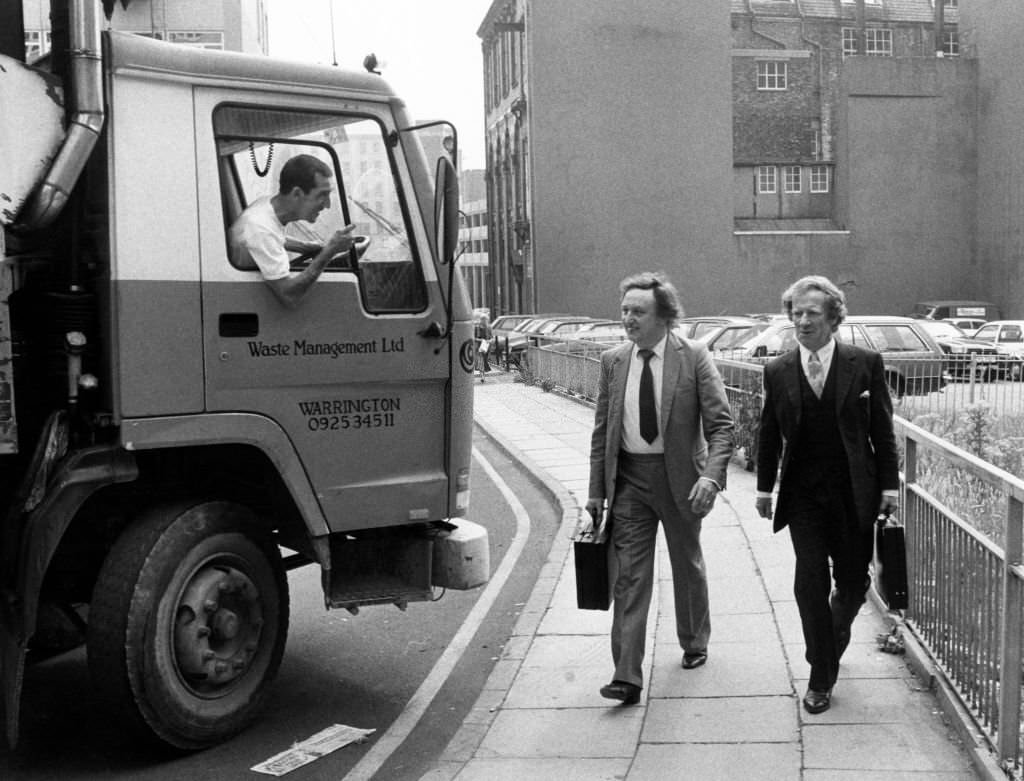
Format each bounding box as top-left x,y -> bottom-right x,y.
638,349 -> 657,444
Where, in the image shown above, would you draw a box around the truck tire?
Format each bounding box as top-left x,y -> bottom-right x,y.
87,499 -> 289,750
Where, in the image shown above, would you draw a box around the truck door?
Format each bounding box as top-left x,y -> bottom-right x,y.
194,93 -> 451,532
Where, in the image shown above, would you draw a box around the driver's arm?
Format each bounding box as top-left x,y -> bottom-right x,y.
265,226 -> 355,310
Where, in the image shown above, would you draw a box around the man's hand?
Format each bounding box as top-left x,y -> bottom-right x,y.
879,493 -> 899,518
688,478 -> 718,516
323,224 -> 357,257
583,498 -> 604,534
755,496 -> 773,520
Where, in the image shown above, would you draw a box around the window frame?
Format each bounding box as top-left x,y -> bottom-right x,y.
756,60 -> 788,91
810,165 -> 830,194
783,166 -> 802,194
758,165 -> 777,195
865,28 -> 893,57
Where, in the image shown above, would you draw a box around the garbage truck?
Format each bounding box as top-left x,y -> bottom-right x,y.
0,0 -> 487,750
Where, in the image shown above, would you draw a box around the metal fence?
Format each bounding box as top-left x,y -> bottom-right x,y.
523,340 -> 1024,776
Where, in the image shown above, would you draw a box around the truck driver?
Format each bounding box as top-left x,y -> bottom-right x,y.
231,153 -> 356,309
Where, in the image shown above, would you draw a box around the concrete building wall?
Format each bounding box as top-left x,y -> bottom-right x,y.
832,57 -> 977,315
526,0 -> 735,320
960,0 -> 1024,319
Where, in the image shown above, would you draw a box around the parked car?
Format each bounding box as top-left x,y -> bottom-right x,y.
970,321 -> 1024,379
738,315 -> 947,396
572,320 -> 626,342
914,319 -> 1002,380
491,313 -> 569,361
675,315 -> 758,341
941,317 -> 988,337
700,320 -> 773,356
911,300 -> 1002,322
505,316 -> 597,363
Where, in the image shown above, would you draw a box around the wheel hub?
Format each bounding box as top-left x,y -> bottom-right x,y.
174,564 -> 263,691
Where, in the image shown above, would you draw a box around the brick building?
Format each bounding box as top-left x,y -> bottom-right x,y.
732,0 -> 959,227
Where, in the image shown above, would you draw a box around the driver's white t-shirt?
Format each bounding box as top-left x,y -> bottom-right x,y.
230,197 -> 290,281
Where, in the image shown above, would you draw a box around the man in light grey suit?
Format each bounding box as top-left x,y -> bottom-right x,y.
586,272 -> 734,705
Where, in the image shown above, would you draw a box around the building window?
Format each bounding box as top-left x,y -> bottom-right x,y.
168,31 -> 225,50
842,28 -> 858,56
757,61 -> 787,91
865,29 -> 893,56
943,30 -> 959,56
810,166 -> 830,193
758,166 -> 777,194
784,166 -> 801,194
24,29 -> 51,60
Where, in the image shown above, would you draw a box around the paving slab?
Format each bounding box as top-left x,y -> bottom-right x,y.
476,707 -> 644,759
628,742 -> 802,781
453,757 -> 632,781
649,640 -> 793,697
642,695 -> 799,743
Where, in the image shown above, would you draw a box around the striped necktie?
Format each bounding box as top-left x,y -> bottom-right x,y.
807,351 -> 824,398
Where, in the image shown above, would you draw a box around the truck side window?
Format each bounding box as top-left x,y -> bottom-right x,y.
213,105 -> 427,313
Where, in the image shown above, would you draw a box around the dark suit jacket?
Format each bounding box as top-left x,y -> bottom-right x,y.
756,340 -> 899,533
589,333 -> 734,516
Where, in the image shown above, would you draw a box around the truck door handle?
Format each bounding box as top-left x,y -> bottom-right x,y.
219,313 -> 259,337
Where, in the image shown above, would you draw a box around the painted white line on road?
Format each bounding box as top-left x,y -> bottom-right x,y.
341,445 -> 532,781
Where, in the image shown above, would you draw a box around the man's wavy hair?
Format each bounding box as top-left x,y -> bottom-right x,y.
781,275 -> 848,330
619,272 -> 683,327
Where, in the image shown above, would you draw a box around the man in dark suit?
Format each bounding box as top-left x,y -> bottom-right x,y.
755,275 -> 899,714
586,272 -> 734,705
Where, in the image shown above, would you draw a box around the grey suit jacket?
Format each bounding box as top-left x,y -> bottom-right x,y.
588,333 -> 735,516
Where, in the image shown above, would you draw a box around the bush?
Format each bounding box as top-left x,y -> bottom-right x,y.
911,401 -> 1024,547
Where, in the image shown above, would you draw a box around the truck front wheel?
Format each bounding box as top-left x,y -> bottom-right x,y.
87,500 -> 289,750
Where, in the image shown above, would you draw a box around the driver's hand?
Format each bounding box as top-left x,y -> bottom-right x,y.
324,224 -> 356,256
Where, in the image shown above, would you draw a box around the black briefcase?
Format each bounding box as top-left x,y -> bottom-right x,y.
873,513 -> 908,610
574,516 -> 613,611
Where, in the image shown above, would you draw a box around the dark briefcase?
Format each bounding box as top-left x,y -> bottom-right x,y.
873,513 -> 909,610
574,516 -> 613,611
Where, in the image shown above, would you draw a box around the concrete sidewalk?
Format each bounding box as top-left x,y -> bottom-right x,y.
422,375 -> 987,781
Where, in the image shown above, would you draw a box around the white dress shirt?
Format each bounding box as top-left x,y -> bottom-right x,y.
798,338 -> 836,386
621,335 -> 666,454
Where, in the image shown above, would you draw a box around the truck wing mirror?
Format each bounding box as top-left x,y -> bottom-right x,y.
434,156 -> 459,265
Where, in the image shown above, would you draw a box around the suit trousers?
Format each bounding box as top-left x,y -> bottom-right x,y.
785,463 -> 874,691
609,452 -> 710,688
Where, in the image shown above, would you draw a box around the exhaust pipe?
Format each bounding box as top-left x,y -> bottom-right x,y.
18,0 -> 105,229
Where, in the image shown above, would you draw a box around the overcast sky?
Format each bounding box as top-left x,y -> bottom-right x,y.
265,0 -> 493,170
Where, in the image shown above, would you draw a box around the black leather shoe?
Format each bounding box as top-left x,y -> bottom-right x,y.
600,681 -> 641,705
682,651 -> 708,670
803,688 -> 832,714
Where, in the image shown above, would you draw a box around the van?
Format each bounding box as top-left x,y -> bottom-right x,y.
912,300 -> 1002,322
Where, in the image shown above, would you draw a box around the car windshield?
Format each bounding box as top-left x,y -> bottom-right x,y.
711,323 -> 769,350
861,325 -> 929,352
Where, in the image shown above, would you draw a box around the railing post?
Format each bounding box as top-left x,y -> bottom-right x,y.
998,492 -> 1024,763
968,354 -> 977,404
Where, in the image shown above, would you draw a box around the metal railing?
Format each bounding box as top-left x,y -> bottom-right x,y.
522,340 -> 1024,776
